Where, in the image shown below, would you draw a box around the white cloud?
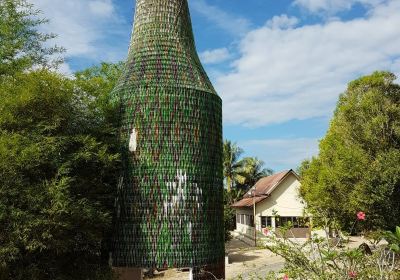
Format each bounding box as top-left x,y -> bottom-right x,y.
266,15 -> 299,30
293,0 -> 386,14
241,138 -> 320,171
190,0 -> 251,36
216,0 -> 400,127
89,0 -> 115,17
57,62 -> 73,76
28,0 -> 127,67
200,48 -> 231,64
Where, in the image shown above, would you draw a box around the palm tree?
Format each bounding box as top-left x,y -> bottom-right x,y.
223,140 -> 244,192
236,157 -> 273,190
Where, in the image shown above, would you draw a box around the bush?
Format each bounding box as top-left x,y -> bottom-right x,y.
247,215 -> 400,280
0,70 -> 120,280
262,231 -> 399,279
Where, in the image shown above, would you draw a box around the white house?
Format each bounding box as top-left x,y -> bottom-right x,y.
232,169 -> 309,239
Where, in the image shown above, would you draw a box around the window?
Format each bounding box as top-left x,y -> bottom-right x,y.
237,214 -> 254,226
261,216 -> 272,228
275,217 -> 308,228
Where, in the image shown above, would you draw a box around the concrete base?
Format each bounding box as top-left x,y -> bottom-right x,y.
113,267 -> 143,280
190,262 -> 225,280
225,254 -> 230,265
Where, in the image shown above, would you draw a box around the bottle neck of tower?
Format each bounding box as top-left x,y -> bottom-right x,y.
129,0 -> 196,53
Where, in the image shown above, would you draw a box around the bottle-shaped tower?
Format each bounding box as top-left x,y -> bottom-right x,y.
112,0 -> 224,278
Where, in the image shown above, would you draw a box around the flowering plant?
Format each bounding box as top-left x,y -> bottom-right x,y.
250,212 -> 400,280
357,212 -> 366,221
262,227 -> 271,236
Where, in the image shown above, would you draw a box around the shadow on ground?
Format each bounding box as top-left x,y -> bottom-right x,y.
229,252 -> 261,263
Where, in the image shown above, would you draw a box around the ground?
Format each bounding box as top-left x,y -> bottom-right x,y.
145,236 -> 284,280
144,234 -> 377,279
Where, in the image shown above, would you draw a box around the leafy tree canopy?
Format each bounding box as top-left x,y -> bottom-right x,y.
0,68 -> 121,280
0,0 -> 63,77
223,140 -> 273,192
236,157 -> 273,189
300,71 -> 400,231
223,140 -> 243,192
74,62 -> 125,99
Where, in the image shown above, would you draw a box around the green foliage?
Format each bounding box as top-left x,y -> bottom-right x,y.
223,140 -> 244,192
73,62 -> 124,142
385,226 -> 400,254
0,0 -> 122,276
222,141 -> 272,240
224,189 -> 245,241
0,69 -> 120,280
236,157 -> 273,189
0,0 -> 63,76
300,72 -> 400,231
74,62 -> 125,99
223,140 -> 273,192
260,228 -> 399,280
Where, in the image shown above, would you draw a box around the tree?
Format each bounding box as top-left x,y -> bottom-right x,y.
0,0 -> 63,76
223,188 -> 245,241
223,140 -> 244,192
0,0 -> 125,277
74,62 -> 125,99
0,69 -> 121,279
222,143 -> 273,240
236,157 -> 273,190
0,69 -> 120,280
223,141 -> 273,192
300,72 -> 400,231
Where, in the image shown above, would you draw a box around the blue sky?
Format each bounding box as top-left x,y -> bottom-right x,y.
30,0 -> 400,172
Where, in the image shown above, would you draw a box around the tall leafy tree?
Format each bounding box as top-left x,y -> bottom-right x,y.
223,140 -> 244,192
74,62 -> 125,98
0,1 -> 125,277
0,0 -> 63,76
300,72 -> 400,231
0,69 -> 120,280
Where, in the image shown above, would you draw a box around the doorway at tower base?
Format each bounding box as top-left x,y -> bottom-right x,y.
113,267 -> 143,280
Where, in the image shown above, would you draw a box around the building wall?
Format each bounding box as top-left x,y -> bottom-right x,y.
234,208 -> 254,237
256,173 -> 304,223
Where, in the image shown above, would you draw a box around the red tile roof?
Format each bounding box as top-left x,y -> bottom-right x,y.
232,170 -> 298,208
231,196 -> 268,207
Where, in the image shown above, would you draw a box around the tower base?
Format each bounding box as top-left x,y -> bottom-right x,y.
190,262 -> 225,280
113,267 -> 143,280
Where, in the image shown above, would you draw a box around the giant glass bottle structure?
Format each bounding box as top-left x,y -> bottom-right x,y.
112,0 -> 225,278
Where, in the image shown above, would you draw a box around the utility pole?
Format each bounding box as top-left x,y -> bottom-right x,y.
253,186 -> 257,247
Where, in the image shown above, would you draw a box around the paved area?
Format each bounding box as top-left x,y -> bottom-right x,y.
225,237 -> 284,279
145,236 -> 284,280
144,234 -> 383,280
